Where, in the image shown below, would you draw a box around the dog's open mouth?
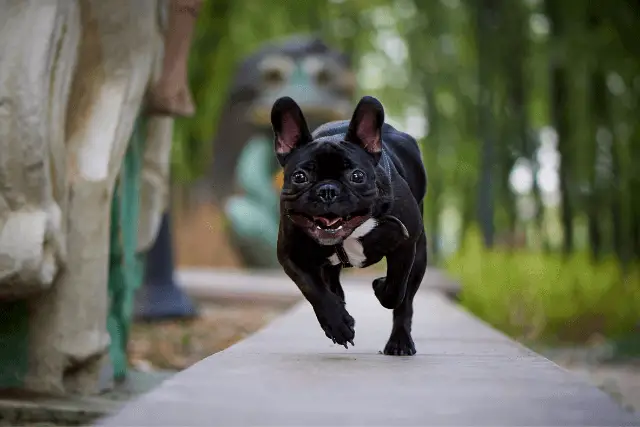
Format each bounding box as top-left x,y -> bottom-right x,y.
313,213 -> 345,231
287,210 -> 370,235
313,210 -> 370,231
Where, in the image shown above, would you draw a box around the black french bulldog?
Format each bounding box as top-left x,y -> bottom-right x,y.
271,95 -> 427,356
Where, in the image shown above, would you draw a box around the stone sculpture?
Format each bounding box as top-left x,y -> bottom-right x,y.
208,36 -> 356,268
0,0 -> 178,394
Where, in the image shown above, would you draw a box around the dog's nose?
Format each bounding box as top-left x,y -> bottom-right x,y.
316,183 -> 340,203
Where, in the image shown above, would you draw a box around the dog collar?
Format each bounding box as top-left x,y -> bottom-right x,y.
330,215 -> 407,269
333,245 -> 352,268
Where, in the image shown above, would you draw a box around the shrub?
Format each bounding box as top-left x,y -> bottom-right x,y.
445,226 -> 640,344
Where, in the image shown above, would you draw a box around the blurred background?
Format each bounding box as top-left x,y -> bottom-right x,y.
170,0 -> 639,343
137,0 -> 639,412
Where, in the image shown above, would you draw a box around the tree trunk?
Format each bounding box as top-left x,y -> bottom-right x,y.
475,0 -> 497,248
425,89 -> 442,263
546,0 -> 573,255
588,70 -> 605,260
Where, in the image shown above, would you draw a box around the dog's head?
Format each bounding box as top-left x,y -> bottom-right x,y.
271,95 -> 385,245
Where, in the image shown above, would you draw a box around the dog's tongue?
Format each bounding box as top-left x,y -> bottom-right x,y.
314,216 -> 342,227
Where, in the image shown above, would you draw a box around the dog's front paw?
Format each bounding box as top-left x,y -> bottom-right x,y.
383,328 -> 416,356
373,277 -> 402,309
314,297 -> 355,348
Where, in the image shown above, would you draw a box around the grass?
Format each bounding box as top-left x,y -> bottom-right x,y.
445,227 -> 640,344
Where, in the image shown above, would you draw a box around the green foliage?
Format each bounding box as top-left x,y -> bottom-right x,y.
446,226 -> 640,344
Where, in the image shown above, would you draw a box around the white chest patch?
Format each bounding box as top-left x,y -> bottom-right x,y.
327,218 -> 378,268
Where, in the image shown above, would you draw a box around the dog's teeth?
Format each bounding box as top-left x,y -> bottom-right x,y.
337,225 -> 343,230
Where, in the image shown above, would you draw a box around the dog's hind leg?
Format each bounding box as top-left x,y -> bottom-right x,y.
373,241 -> 415,310
383,229 -> 427,356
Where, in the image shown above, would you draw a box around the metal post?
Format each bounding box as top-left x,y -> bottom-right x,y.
134,211 -> 198,320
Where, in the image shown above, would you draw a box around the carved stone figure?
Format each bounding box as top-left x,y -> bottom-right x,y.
208,37 -> 356,268
0,0 -> 179,395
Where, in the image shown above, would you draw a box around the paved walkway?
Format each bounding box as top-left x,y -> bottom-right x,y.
176,267 -> 460,302
98,278 -> 640,426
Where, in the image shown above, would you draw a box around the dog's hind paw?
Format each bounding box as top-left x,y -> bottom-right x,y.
383,330 -> 416,356
372,277 -> 403,309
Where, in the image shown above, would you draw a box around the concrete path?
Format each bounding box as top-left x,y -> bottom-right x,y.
98,279 -> 640,426
176,267 -> 460,303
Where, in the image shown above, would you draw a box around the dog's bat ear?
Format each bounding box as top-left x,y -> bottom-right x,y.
346,96 -> 384,163
271,97 -> 313,166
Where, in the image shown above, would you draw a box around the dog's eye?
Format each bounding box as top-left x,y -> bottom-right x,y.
350,170 -> 365,184
292,171 -> 308,184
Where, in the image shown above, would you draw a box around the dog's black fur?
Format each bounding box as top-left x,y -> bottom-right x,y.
271,95 -> 427,355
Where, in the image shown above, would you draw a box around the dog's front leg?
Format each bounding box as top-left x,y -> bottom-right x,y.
321,265 -> 345,302
373,242 -> 415,309
280,258 -> 355,347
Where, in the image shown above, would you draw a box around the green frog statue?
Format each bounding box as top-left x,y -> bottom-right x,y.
209,36 -> 356,268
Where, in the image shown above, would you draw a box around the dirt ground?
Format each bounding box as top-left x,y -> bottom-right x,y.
570,362 -> 640,414
128,301 -> 291,371
128,200 -> 284,371
172,201 -> 242,269
544,350 -> 640,415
